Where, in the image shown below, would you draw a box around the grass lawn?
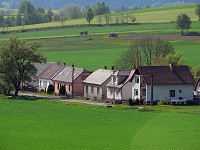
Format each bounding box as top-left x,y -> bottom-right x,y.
0,96 -> 200,150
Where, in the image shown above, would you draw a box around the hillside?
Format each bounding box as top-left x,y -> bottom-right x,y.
1,0 -> 199,9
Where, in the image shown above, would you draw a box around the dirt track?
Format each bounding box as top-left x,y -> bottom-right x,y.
119,35 -> 200,41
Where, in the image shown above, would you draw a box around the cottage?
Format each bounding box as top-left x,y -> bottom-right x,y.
38,64 -> 64,92
132,65 -> 195,103
24,62 -> 57,92
52,66 -> 91,96
83,69 -> 113,100
107,70 -> 135,101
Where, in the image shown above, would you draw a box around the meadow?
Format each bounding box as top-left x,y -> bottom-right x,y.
0,96 -> 200,150
0,4 -> 198,32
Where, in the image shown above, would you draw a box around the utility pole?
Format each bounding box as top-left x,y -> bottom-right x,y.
71,64 -> 75,99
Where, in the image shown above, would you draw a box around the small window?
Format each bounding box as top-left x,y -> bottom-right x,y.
110,88 -> 113,95
97,87 -> 100,95
69,85 -> 71,91
116,89 -> 120,95
135,76 -> 139,83
179,97 -> 182,100
170,90 -> 175,97
179,90 -> 182,93
91,86 -> 94,94
134,89 -> 138,96
85,85 -> 88,93
113,76 -> 116,83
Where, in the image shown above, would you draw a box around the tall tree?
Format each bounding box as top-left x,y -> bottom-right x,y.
86,8 -> 94,25
0,37 -> 45,96
195,3 -> 200,21
114,37 -> 174,69
59,4 -> 82,19
176,13 -> 192,35
93,2 -> 110,15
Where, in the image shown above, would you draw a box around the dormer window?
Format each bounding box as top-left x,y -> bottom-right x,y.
135,76 -> 139,83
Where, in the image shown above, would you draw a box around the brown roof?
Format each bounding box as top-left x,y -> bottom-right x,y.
134,66 -> 195,85
38,64 -> 64,80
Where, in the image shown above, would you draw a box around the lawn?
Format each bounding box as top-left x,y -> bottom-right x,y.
0,96 -> 200,150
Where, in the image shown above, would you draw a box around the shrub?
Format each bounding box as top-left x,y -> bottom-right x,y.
59,85 -> 66,96
136,98 -> 140,105
158,98 -> 168,105
47,84 -> 54,94
40,89 -> 45,93
140,99 -> 144,105
186,100 -> 199,105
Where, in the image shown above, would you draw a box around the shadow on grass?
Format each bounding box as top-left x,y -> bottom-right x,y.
185,32 -> 200,36
6,95 -> 41,101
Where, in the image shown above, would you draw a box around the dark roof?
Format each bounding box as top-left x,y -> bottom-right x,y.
115,70 -> 131,76
38,64 -> 64,80
134,66 -> 195,85
34,62 -> 57,76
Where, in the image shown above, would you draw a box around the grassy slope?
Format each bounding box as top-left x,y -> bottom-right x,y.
0,97 -> 200,150
0,4 -> 197,31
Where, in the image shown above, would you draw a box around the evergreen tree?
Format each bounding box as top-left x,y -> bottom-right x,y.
59,85 -> 66,96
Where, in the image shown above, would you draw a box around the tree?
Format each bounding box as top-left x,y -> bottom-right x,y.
93,2 -> 110,15
114,37 -> 174,69
193,65 -> 200,80
130,15 -> 136,24
15,12 -> 22,26
52,13 -> 60,22
47,84 -> 54,94
46,9 -> 53,22
86,8 -> 94,25
59,85 -> 66,96
0,37 -> 45,96
195,4 -> 200,21
59,4 -> 82,19
176,13 -> 192,35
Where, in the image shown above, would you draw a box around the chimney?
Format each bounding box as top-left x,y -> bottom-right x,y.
64,63 -> 66,66
57,62 -> 60,65
104,66 -> 107,69
111,66 -> 115,70
169,64 -> 173,71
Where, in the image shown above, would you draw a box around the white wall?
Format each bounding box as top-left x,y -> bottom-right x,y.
84,84 -> 103,100
132,75 -> 141,100
107,87 -> 122,100
39,79 -> 52,91
146,84 -> 194,101
195,82 -> 200,96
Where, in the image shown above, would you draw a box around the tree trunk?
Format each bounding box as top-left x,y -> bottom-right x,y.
181,29 -> 183,36
14,83 -> 21,96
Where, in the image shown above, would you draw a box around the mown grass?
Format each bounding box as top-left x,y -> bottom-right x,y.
0,96 -> 200,150
0,4 -> 197,32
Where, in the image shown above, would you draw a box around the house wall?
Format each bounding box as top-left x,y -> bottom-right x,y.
107,82 -> 132,100
146,84 -> 194,101
84,84 -> 103,100
195,82 -> 200,96
132,75 -> 142,100
53,81 -> 72,95
84,77 -> 111,100
39,79 -> 52,92
74,72 -> 91,96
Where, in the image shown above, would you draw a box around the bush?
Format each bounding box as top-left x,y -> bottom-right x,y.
158,98 -> 168,105
186,100 -> 199,105
136,98 -> 140,105
40,89 -> 45,93
140,99 -> 144,105
59,85 -> 66,96
47,84 -> 54,94
109,32 -> 118,37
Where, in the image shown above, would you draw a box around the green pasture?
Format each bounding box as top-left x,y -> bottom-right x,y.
0,21 -> 200,40
35,36 -> 200,70
0,4 -> 197,32
0,96 -> 200,150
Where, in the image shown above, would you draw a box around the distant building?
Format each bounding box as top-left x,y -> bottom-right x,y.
107,70 -> 135,101
52,66 -> 91,96
132,65 -> 195,102
83,68 -> 113,100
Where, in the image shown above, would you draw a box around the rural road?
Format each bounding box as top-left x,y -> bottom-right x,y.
20,93 -> 112,107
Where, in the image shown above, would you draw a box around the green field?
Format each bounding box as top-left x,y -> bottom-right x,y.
0,96 -> 200,150
0,4 -> 198,32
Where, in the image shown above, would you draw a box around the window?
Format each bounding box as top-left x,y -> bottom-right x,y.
134,89 -> 138,96
117,89 -> 120,95
81,75 -> 86,80
135,76 -> 139,83
179,90 -> 182,93
110,88 -> 113,95
170,90 -> 175,97
97,87 -> 100,95
91,86 -> 94,94
85,85 -> 88,93
69,85 -> 71,91
179,97 -> 182,100
113,76 -> 116,83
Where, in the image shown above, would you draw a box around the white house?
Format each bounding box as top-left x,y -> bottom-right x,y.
132,65 -> 195,102
83,68 -> 113,100
194,78 -> 200,98
38,64 -> 64,92
106,70 -> 135,101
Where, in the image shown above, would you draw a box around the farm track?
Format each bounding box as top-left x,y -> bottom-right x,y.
120,35 -> 200,41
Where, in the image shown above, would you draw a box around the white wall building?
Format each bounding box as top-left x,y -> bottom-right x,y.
132,65 -> 195,102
